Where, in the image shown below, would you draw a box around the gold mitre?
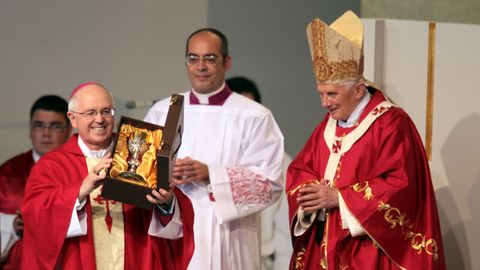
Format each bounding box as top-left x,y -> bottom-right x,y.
307,10 -> 364,83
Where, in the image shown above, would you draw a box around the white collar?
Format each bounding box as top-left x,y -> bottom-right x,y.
191,82 -> 226,104
77,136 -> 114,158
32,150 -> 41,163
339,91 -> 371,128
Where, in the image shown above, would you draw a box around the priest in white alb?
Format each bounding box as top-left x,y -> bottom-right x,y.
145,28 -> 285,270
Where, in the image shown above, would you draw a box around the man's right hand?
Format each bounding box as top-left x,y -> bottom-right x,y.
297,178 -> 339,214
13,211 -> 23,237
146,188 -> 174,205
78,153 -> 113,201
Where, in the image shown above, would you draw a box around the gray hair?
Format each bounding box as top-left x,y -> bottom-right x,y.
339,78 -> 365,91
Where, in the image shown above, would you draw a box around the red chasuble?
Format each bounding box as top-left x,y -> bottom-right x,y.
0,150 -> 34,270
21,134 -> 193,270
286,89 -> 446,269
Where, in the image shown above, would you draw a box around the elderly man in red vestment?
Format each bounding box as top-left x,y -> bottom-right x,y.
0,95 -> 71,270
286,11 -> 446,269
21,83 -> 187,269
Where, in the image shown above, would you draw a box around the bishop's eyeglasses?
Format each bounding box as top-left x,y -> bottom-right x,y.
70,108 -> 115,119
185,54 -> 223,67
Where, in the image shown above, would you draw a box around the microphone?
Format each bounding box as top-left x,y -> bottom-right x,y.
125,100 -> 158,109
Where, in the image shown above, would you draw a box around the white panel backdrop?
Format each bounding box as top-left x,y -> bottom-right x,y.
363,18 -> 480,270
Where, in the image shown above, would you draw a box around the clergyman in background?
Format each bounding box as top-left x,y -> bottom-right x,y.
0,95 -> 71,269
226,76 -> 292,270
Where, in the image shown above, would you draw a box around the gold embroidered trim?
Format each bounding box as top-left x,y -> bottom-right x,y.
319,241 -> 327,269
337,255 -> 350,270
332,160 -> 342,188
288,179 -> 321,196
310,19 -> 360,82
294,247 -> 306,270
352,181 -> 373,200
378,201 -> 439,261
425,22 -> 436,161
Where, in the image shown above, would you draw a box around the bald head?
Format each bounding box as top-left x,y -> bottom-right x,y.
67,83 -> 116,150
68,83 -> 115,112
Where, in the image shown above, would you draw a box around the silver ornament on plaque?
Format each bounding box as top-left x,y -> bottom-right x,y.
118,131 -> 150,184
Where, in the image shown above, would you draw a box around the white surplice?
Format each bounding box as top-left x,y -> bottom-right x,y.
145,91 -> 284,270
260,154 -> 293,270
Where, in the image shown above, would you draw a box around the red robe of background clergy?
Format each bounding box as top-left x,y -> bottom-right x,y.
21,134 -> 193,270
287,89 -> 446,269
0,151 -> 34,269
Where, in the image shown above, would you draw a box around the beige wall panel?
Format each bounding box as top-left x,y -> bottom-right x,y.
362,19 -> 379,83
381,20 -> 429,145
364,18 -> 480,269
431,22 -> 480,270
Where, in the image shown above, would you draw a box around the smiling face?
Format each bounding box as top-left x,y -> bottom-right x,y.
185,31 -> 231,94
316,81 -> 366,121
29,109 -> 71,155
67,84 -> 115,150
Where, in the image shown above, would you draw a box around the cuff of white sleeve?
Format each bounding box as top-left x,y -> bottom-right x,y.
76,197 -> 87,211
149,196 -> 183,239
293,207 -> 317,236
66,199 -> 88,238
1,213 -> 18,258
338,193 -> 365,237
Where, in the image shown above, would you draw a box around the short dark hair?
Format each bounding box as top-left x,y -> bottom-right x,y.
30,95 -> 69,123
185,28 -> 229,58
226,76 -> 262,103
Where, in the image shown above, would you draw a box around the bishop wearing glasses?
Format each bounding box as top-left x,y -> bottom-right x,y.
21,83 -> 182,269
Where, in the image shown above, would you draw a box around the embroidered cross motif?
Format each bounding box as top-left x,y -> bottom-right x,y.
93,193 -> 118,233
324,178 -> 332,186
332,139 -> 342,153
372,106 -> 387,115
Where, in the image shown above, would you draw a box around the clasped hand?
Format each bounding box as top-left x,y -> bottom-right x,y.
297,179 -> 339,214
172,157 -> 209,185
146,157 -> 209,205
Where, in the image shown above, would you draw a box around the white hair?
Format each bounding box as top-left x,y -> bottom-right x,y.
339,77 -> 365,91
68,96 -> 78,111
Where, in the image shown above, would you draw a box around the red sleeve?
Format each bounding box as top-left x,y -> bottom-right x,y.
339,108 -> 446,269
147,188 -> 195,270
0,151 -> 33,213
286,119 -> 329,225
170,188 -> 195,269
21,148 -> 90,269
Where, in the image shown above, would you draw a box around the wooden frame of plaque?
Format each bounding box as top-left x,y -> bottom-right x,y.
101,94 -> 183,209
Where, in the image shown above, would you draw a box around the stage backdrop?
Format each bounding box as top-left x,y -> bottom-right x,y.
0,1 -> 359,164
363,18 -> 480,270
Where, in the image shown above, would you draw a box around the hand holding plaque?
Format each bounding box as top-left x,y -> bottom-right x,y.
118,131 -> 150,184
102,94 -> 183,209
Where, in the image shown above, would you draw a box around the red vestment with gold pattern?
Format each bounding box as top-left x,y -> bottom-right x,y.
21,134 -> 193,269
286,89 -> 446,269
